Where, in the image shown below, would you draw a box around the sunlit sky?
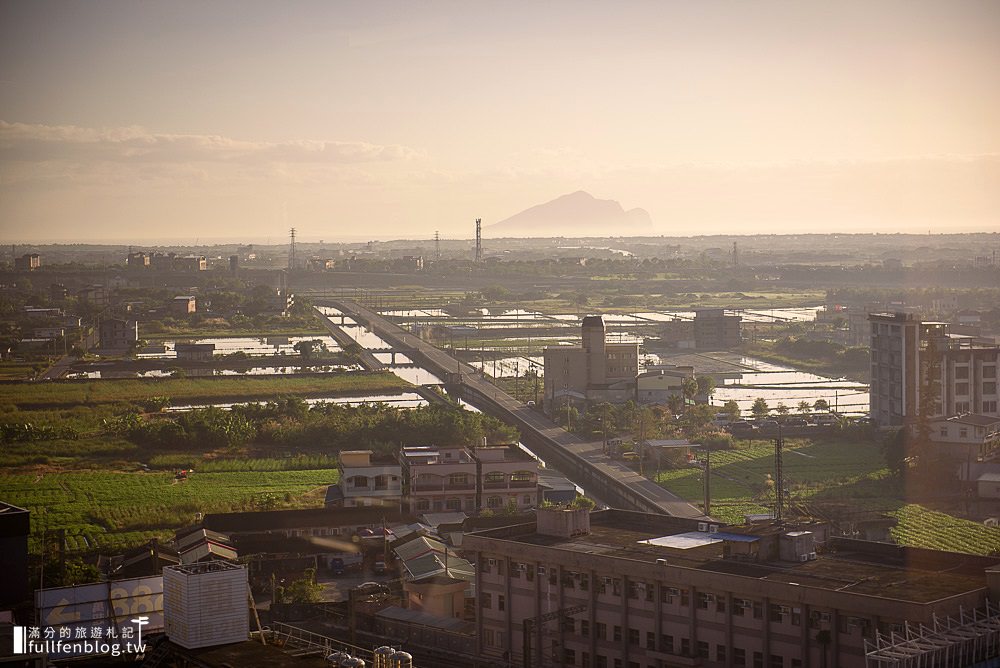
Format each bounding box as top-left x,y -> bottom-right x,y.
1,1 -> 998,242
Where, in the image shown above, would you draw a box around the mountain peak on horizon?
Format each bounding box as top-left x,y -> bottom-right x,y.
487,191 -> 653,237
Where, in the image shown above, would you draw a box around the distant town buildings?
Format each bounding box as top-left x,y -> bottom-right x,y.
635,366 -> 695,405
543,315 -> 640,412
869,312 -> 1000,428
13,253 -> 40,271
326,449 -> 404,509
175,342 -> 215,361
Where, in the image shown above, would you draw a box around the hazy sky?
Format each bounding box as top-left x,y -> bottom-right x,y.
1,0 -> 998,242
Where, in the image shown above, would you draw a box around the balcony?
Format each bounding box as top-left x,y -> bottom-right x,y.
412,482 -> 475,492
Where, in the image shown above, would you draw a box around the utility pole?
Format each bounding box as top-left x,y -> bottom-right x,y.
703,449 -> 711,516
475,218 -> 482,263
774,425 -> 784,522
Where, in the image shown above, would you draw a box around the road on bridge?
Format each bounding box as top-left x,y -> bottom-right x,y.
323,299 -> 707,519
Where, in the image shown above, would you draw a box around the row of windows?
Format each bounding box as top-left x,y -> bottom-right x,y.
556,645 -> 802,668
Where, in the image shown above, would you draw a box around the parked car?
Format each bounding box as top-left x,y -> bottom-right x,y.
785,417 -> 808,427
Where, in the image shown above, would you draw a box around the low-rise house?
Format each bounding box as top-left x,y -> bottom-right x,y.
98,317 -> 138,350
175,342 -> 215,361
401,446 -> 479,514
636,366 -> 694,405
171,295 -> 197,315
326,450 -> 403,508
928,414 -> 1000,462
476,445 -> 538,512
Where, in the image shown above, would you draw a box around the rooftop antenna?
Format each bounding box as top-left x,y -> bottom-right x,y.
475,218 -> 482,263
288,227 -> 296,271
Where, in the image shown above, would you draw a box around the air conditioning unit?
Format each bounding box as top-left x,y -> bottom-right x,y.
799,554 -> 809,562
518,563 -> 527,571
538,566 -> 546,575
709,524 -> 719,533
819,612 -> 831,622
779,605 -> 791,615
667,587 -> 681,596
701,593 -> 716,603
603,577 -> 613,585
698,522 -> 709,532
655,558 -> 668,566
808,552 -> 817,560
488,558 -> 497,566
739,600 -> 752,609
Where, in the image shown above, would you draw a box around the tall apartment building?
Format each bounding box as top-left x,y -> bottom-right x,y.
465,509 -> 1000,668
869,313 -> 1000,428
543,316 -> 640,412
13,253 -> 41,271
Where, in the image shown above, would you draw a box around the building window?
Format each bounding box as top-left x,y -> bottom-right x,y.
985,382 -> 997,395
646,632 -> 655,650
680,638 -> 690,656
415,498 -> 430,511
956,366 -> 970,379
960,427 -> 969,438
628,628 -> 639,645
352,475 -> 369,488
697,641 -> 709,659
734,648 -> 746,666
660,634 -> 673,653
940,427 -> 949,438
614,625 -> 622,642
984,365 -> 997,379
595,623 -> 606,641
448,473 -> 468,486
523,495 -> 532,505
563,649 -> 575,665
485,471 -> 505,484
769,655 -> 783,668
984,400 -> 998,413
753,652 -> 764,668
487,496 -> 503,508
957,401 -> 971,413
717,646 -> 727,662
956,382 -> 970,396
596,656 -> 607,668
582,652 -> 590,668
511,471 -> 533,483
481,593 -> 491,608
580,620 -> 590,638
446,498 -> 461,510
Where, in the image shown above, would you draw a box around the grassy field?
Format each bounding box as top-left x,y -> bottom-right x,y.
890,505 -> 1000,556
653,437 -> 1000,555
2,467 -> 339,554
0,371 -> 410,410
654,437 -> 890,525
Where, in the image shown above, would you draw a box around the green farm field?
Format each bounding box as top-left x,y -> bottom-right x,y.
0,372 -> 409,410
654,437 -> 1000,555
1,467 -> 339,554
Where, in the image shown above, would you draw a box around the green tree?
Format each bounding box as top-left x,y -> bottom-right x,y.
797,400 -> 812,415
751,397 -> 770,420
293,339 -> 328,358
775,403 -> 790,421
721,400 -> 741,421
695,375 -> 716,399
813,398 -> 830,412
285,567 -> 323,603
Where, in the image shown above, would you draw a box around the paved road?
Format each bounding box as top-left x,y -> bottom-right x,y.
38,354 -> 77,380
314,307 -> 386,371
325,299 -> 706,519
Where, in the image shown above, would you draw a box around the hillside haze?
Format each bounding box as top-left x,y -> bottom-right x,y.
488,191 -> 654,237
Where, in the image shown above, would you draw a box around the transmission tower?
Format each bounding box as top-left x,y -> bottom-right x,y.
288,228 -> 296,271
434,231 -> 441,261
475,218 -> 482,263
